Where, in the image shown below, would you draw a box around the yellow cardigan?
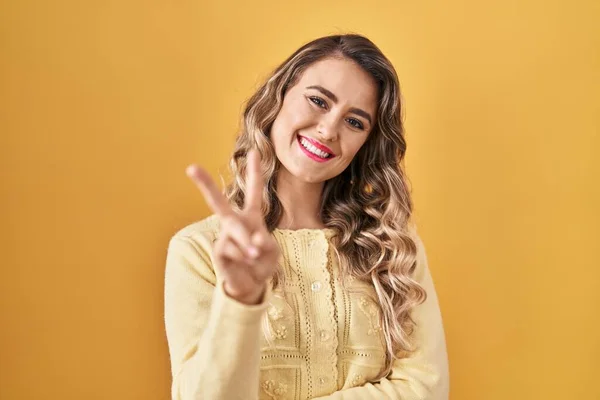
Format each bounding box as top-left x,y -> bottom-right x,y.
164,215 -> 449,400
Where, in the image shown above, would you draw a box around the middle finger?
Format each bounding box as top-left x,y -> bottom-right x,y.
221,216 -> 259,258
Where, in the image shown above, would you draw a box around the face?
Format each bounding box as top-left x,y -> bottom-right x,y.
270,57 -> 378,184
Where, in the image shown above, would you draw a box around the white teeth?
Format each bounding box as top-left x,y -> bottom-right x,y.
300,137 -> 330,158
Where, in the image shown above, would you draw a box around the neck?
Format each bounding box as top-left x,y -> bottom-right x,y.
275,169 -> 326,230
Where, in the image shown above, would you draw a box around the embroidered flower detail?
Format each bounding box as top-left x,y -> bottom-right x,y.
263,296 -> 294,345
351,373 -> 363,387
273,326 -> 288,340
367,327 -> 382,335
262,380 -> 288,399
358,296 -> 383,336
267,306 -> 284,321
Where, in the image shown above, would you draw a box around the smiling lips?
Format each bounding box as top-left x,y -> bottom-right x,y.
297,135 -> 336,162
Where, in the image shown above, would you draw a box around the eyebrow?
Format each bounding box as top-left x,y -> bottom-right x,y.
306,85 -> 373,125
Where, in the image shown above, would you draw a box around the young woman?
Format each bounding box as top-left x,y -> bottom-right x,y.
164,34 -> 449,400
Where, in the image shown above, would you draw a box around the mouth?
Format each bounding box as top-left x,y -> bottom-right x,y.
296,135 -> 336,163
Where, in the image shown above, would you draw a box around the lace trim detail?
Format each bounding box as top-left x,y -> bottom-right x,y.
273,227 -> 336,238
270,228 -> 339,396
321,243 -> 339,389
291,233 -> 313,398
343,284 -> 351,346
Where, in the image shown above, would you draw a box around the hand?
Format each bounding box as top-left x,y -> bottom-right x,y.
186,149 -> 280,305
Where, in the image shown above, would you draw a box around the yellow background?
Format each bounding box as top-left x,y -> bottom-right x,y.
1,1 -> 598,399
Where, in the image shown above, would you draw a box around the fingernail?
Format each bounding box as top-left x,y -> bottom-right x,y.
248,246 -> 259,258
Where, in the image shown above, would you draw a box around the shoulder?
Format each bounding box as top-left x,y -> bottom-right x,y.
171,214 -> 221,240
165,214 -> 222,280
167,214 -> 221,258
407,222 -> 425,250
405,223 -> 433,284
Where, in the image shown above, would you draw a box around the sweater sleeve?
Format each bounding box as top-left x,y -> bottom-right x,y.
164,233 -> 272,400
313,233 -> 450,400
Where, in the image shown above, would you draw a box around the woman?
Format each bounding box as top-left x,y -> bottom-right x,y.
164,34 -> 449,400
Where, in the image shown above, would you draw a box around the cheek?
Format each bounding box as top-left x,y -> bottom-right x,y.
278,97 -> 314,131
341,137 -> 369,161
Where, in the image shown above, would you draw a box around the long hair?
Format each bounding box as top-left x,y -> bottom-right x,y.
223,34 -> 426,378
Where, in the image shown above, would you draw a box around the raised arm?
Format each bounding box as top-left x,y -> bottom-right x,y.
165,149 -> 280,399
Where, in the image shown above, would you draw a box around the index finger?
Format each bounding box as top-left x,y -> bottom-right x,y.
186,164 -> 232,217
244,149 -> 264,214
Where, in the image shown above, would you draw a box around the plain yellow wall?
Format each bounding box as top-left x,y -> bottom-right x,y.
1,1 -> 598,399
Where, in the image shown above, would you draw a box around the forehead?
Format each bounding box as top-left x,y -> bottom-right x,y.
296,57 -> 378,112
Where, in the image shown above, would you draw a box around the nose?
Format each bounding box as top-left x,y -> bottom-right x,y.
316,117 -> 339,142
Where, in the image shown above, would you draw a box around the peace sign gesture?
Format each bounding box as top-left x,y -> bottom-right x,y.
186,149 -> 280,305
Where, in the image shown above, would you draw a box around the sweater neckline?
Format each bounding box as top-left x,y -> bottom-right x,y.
273,226 -> 336,238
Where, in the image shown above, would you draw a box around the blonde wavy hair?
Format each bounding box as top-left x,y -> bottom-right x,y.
224,34 -> 426,379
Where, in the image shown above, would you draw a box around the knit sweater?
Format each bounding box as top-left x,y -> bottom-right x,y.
164,214 -> 449,400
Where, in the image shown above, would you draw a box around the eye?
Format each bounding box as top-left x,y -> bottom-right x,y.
346,118 -> 364,130
308,96 -> 327,109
